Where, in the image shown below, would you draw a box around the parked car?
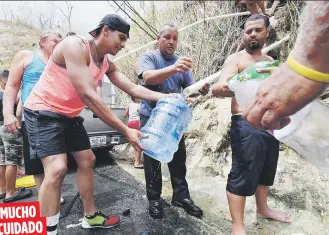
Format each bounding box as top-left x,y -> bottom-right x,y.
67,80 -> 128,168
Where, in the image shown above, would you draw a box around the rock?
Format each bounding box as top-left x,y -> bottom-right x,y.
184,95 -> 329,234
185,96 -> 231,177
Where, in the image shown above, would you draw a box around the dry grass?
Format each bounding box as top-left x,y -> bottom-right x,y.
0,20 -> 40,70
0,1 -> 306,107
114,1 -> 305,107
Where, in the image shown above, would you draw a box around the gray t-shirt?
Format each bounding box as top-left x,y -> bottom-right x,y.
138,50 -> 194,117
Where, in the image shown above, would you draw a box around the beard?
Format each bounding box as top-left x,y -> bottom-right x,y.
247,41 -> 261,50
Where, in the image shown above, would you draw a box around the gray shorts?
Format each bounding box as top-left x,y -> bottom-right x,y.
23,109 -> 91,159
0,124 -> 23,166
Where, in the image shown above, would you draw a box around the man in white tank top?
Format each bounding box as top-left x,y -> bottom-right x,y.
124,96 -> 143,168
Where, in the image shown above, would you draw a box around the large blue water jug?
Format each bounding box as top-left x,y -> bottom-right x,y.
140,95 -> 192,163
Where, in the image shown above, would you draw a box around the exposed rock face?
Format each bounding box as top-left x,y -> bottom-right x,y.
184,94 -> 329,234
185,95 -> 231,178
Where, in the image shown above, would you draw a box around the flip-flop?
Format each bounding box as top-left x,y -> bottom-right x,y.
0,193 -> 5,199
134,164 -> 144,169
3,187 -> 33,203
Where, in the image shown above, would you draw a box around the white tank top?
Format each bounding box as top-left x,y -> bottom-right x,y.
128,103 -> 140,122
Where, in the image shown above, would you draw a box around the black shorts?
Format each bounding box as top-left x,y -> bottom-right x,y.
23,108 -> 91,160
226,115 -> 279,196
22,121 -> 44,175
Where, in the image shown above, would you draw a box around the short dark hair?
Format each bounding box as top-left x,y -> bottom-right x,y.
240,14 -> 270,29
66,31 -> 77,36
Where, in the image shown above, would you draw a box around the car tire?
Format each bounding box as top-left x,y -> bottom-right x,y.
66,147 -> 114,170
93,147 -> 114,166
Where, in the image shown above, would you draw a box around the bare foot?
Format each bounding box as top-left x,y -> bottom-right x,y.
232,224 -> 247,235
257,208 -> 292,223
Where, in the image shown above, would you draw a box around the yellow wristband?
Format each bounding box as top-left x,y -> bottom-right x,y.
287,54 -> 329,83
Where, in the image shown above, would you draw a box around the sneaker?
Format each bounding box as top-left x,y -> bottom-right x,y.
81,211 -> 120,229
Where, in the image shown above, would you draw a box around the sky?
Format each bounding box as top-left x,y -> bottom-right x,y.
0,1 -> 140,36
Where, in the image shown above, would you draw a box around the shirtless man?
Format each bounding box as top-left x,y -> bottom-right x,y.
212,14 -> 291,235
236,0 -> 280,56
244,1 -> 329,130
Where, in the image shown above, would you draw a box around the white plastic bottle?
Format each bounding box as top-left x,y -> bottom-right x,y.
273,100 -> 329,175
140,95 -> 192,163
229,77 -> 329,176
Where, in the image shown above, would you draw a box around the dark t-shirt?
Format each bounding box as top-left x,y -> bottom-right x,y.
0,91 -> 18,122
138,50 -> 194,117
0,91 -> 3,122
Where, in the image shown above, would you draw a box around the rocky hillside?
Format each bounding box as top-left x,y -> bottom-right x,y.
1,3 -> 329,234
0,20 -> 40,70
113,2 -> 329,234
181,3 -> 329,234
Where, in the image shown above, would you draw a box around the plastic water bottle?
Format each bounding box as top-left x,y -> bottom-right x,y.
228,62 -> 329,176
228,60 -> 280,110
140,95 -> 192,163
273,100 -> 329,175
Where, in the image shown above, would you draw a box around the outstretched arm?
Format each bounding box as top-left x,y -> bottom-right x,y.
268,0 -> 279,16
256,1 -> 268,16
141,56 -> 192,85
212,54 -> 238,97
63,38 -> 144,151
123,104 -> 129,118
106,64 -> 166,102
244,1 -> 329,130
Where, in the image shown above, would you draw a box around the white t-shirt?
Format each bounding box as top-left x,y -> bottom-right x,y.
128,103 -> 140,122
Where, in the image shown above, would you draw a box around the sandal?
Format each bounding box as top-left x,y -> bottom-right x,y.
3,187 -> 33,203
134,164 -> 144,169
0,193 -> 5,199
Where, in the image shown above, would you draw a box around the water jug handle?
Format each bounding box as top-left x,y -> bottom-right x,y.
139,134 -> 149,139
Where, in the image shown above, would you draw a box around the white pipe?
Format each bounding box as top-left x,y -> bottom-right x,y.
261,34 -> 290,54
183,71 -> 221,96
113,11 -> 251,62
178,11 -> 250,32
183,34 -> 290,96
